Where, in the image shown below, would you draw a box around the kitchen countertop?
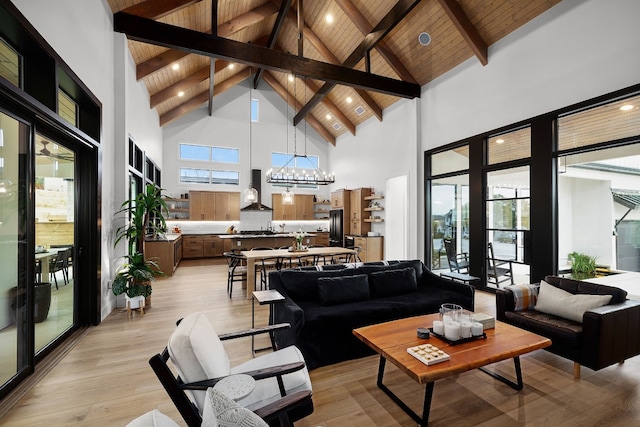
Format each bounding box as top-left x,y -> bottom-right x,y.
219,233 -> 320,239
145,233 -> 182,242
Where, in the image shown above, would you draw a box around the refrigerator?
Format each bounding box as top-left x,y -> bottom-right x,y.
329,209 -> 344,247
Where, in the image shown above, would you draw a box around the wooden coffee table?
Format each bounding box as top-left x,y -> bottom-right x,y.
353,314 -> 551,426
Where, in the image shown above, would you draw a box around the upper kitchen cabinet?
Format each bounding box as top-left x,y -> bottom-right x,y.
214,192 -> 240,221
331,189 -> 350,209
189,191 -> 240,221
272,194 -> 315,221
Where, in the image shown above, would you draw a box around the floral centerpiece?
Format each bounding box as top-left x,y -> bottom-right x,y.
293,231 -> 306,251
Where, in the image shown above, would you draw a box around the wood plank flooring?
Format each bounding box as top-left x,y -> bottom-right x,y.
2,258 -> 640,426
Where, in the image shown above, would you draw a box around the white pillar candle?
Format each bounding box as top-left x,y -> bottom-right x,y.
444,321 -> 460,341
432,320 -> 444,335
460,320 -> 473,338
471,322 -> 483,336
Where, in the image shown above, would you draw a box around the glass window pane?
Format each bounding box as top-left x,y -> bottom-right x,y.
211,170 -> 239,185
487,127 -> 531,165
272,152 -> 293,167
251,99 -> 259,122
431,146 -> 469,176
211,147 -> 239,164
0,37 -> 20,87
180,168 -> 210,183
58,90 -> 77,126
558,93 -> 640,151
180,144 -> 209,161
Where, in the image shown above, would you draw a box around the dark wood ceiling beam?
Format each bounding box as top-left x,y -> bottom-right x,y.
285,8 -> 383,122
121,0 -> 202,20
293,0 -> 421,125
263,72 -> 335,146
151,60 -> 230,108
304,78 -> 355,136
135,2 -> 279,80
160,68 -> 250,126
437,0 -> 488,66
335,0 -> 418,84
254,0 -> 293,89
114,12 -> 420,98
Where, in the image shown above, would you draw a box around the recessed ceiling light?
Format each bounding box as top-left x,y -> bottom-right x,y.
228,63 -> 235,70
288,74 -> 294,82
346,96 -> 353,104
326,114 -> 332,120
178,91 -> 184,97
496,139 -> 505,144
620,104 -> 634,111
171,63 -> 180,71
418,32 -> 431,46
325,14 -> 334,24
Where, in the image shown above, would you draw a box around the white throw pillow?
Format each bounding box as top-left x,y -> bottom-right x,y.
202,388 -> 268,427
534,280 -> 612,323
126,409 -> 179,427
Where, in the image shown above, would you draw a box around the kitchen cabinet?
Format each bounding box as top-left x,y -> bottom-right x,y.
349,187 -> 373,236
295,195 -> 314,220
214,192 -> 240,221
313,232 -> 329,246
351,235 -> 383,263
331,189 -> 350,209
145,235 -> 183,276
189,191 -> 216,220
183,235 -> 204,258
272,194 -> 314,220
189,191 -> 240,220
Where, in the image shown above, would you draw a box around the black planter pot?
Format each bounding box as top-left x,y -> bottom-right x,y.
10,282 -> 52,323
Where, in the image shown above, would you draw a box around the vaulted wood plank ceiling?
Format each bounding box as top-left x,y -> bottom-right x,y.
108,0 -> 561,144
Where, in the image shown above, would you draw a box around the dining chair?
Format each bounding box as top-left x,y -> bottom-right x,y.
223,252 -> 247,298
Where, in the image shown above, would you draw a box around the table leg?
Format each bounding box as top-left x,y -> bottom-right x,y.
478,356 -> 524,390
376,355 -> 433,426
246,258 -> 255,300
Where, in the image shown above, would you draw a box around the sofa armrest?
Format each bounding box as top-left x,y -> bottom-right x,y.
425,270 -> 475,311
495,288 -> 516,322
271,297 -> 305,350
582,299 -> 640,370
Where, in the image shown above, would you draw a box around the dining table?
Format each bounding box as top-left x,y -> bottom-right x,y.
35,248 -> 59,282
240,246 -> 357,299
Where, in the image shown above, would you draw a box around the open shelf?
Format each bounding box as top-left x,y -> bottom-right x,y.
364,195 -> 384,201
364,207 -> 384,211
364,219 -> 384,223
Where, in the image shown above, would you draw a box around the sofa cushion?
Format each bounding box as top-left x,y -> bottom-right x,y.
358,260 -> 424,284
544,275 -> 627,304
368,267 -> 417,298
535,280 -> 612,323
317,274 -> 370,306
505,310 -> 583,346
279,269 -> 356,301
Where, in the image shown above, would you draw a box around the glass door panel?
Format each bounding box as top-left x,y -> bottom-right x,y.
430,175 -> 469,272
34,133 -> 75,353
0,112 -> 28,386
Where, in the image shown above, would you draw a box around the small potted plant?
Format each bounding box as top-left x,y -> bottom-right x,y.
112,252 -> 165,310
568,251 -> 597,280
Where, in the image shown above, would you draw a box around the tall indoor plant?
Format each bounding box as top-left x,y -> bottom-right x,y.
113,183 -> 168,307
568,251 -> 597,280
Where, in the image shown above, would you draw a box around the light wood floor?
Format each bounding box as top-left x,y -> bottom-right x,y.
2,258 -> 640,426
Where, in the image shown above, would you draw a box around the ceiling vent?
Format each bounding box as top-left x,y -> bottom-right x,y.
332,122 -> 342,130
355,105 -> 366,115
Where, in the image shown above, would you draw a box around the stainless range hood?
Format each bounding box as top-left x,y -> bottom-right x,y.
241,169 -> 272,211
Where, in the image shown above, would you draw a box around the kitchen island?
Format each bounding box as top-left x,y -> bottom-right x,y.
220,232 -> 327,251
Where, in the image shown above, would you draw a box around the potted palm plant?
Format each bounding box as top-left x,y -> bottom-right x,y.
113,183 -> 169,310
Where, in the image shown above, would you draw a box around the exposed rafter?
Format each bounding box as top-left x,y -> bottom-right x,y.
253,0 -> 293,89
284,8 -> 383,122
263,71 -> 336,146
334,0 -> 418,84
135,2 -> 280,80
114,12 -> 420,98
160,67 -> 251,126
437,0 -> 488,66
121,0 -> 202,20
294,0 -> 421,125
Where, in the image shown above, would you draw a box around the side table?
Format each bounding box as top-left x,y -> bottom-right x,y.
252,289 -> 285,355
440,271 -> 480,286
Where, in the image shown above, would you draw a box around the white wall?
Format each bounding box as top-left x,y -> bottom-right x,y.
163,78 -> 331,204
13,0 -> 163,319
329,99 -> 420,258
